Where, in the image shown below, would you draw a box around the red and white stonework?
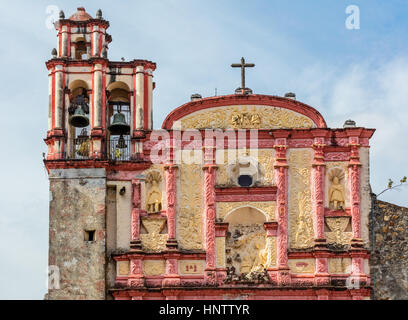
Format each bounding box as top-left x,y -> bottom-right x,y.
45,8 -> 375,300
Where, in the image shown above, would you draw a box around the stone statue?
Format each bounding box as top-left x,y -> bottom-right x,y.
329,176 -> 345,210
146,172 -> 162,213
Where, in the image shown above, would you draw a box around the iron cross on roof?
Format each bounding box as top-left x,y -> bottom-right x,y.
231,57 -> 255,95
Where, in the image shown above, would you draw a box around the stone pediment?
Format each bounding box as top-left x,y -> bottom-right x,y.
162,94 -> 327,130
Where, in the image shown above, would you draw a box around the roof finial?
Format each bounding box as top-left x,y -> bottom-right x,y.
59,10 -> 65,19
96,9 -> 102,19
51,48 -> 57,58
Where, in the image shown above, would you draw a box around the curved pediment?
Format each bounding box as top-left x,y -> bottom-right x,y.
162,94 -> 327,130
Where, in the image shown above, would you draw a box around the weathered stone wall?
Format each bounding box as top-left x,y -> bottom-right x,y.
370,196 -> 408,300
47,168 -> 106,300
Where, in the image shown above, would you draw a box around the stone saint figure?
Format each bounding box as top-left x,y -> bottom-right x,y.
146,180 -> 162,213
329,176 -> 345,210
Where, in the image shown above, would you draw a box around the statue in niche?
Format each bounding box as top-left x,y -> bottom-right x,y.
146,171 -> 162,213
328,169 -> 346,210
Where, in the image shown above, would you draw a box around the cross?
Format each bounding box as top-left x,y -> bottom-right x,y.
231,57 -> 255,94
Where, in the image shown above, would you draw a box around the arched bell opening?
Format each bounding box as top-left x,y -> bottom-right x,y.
67,80 -> 90,159
106,82 -> 131,160
224,206 -> 269,280
73,37 -> 88,60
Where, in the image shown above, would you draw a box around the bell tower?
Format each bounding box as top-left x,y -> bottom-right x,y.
44,7 -> 156,299
45,7 -> 155,161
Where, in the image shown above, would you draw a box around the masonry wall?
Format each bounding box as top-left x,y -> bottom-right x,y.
47,168 -> 106,300
370,197 -> 408,300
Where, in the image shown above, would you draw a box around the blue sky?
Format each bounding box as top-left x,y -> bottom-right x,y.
0,0 -> 407,299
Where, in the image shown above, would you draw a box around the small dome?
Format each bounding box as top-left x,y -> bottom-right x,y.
69,7 -> 93,21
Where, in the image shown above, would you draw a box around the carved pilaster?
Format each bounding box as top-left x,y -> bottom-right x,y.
273,135 -> 290,286
203,163 -> 217,285
164,164 -> 178,249
348,141 -> 363,247
312,137 -> 327,246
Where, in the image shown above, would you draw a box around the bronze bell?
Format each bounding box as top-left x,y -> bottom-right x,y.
108,112 -> 130,135
69,106 -> 89,128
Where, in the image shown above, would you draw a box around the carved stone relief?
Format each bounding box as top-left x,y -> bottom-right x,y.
225,224 -> 269,281
177,105 -> 316,130
177,162 -> 203,250
325,217 -> 353,246
288,149 -> 315,249
140,217 -> 167,252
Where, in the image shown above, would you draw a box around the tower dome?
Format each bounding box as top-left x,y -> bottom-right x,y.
69,7 -> 93,21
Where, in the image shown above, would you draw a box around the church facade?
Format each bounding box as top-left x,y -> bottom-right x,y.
45,8 -> 375,300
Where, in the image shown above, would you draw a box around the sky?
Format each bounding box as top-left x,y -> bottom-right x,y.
0,0 -> 407,299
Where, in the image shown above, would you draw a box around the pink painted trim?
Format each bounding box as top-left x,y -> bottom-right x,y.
215,186 -> 277,202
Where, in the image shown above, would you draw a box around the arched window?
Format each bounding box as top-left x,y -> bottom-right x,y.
74,38 -> 87,60
106,82 -> 131,160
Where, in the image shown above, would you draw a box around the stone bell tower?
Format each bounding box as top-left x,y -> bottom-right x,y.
44,7 -> 156,299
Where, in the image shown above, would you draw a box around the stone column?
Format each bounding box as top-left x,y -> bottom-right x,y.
130,179 -> 142,250
263,221 -> 278,284
215,222 -> 229,285
202,139 -> 217,285
51,65 -> 65,159
312,135 -> 327,244
90,62 -> 105,159
146,69 -> 153,130
164,163 -> 178,248
348,139 -> 363,246
273,135 -> 290,286
135,66 -> 144,130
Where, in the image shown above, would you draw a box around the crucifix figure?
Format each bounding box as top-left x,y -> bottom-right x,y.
231,57 -> 255,95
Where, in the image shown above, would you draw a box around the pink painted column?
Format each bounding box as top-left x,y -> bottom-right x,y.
203,139 -> 217,285
164,163 -> 178,248
130,179 -> 142,250
349,144 -> 362,245
273,134 -> 291,286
